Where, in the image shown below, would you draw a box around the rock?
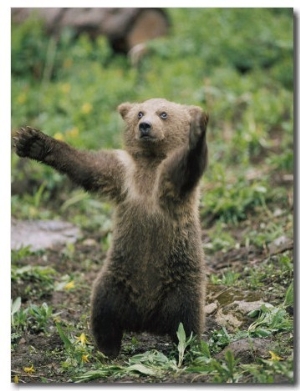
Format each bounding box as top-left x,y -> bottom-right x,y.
206,285 -> 268,331
268,235 -> 293,256
214,308 -> 243,329
230,300 -> 265,316
211,299 -> 268,331
215,338 -> 271,363
11,218 -> 81,251
81,238 -> 98,247
205,302 -> 218,315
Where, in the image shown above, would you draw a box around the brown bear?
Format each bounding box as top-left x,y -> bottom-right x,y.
14,98 -> 209,358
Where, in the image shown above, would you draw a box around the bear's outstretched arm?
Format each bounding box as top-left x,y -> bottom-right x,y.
13,126 -> 123,199
160,109 -> 208,199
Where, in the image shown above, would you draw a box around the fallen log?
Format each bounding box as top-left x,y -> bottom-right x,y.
11,8 -> 170,54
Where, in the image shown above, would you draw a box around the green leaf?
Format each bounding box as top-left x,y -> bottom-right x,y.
224,350 -> 236,375
11,297 -> 22,316
283,282 -> 293,307
248,309 -> 260,318
56,322 -> 73,349
176,323 -> 186,367
75,367 -> 120,382
201,340 -> 211,357
252,328 -> 272,337
127,364 -> 156,376
61,191 -> 89,212
176,322 -> 186,340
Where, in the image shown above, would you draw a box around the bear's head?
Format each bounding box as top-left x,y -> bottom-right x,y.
118,98 -> 207,157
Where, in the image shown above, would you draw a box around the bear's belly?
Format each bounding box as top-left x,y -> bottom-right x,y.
108,202 -> 202,311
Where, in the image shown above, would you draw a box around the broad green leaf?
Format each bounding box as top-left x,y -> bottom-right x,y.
127,364 -> 156,376
11,297 -> 21,316
56,322 -> 72,349
284,282 -> 294,307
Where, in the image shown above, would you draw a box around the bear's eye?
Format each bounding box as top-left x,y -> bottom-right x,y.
137,112 -> 144,119
160,112 -> 168,119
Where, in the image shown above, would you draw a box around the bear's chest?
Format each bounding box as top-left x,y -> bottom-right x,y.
117,149 -> 163,204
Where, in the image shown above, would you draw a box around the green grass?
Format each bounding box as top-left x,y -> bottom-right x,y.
11,9 -> 293,226
11,8 -> 293,384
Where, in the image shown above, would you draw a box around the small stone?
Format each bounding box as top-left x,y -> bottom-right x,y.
232,300 -> 265,315
215,308 -> 242,329
82,238 -> 98,247
11,218 -> 82,251
205,302 -> 218,315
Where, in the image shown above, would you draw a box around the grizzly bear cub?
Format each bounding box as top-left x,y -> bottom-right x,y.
14,98 -> 209,358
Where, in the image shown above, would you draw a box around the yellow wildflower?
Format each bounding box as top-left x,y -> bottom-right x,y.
82,354 -> 89,363
29,206 -> 38,218
23,365 -> 35,374
81,102 -> 93,114
63,58 -> 73,69
53,315 -> 61,323
17,93 -> 27,104
269,351 -> 283,361
66,127 -> 79,138
13,375 -> 19,383
60,83 -> 71,94
75,333 -> 89,345
54,132 -> 65,141
64,281 -> 75,291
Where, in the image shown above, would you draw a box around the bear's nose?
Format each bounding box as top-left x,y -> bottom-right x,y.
139,121 -> 152,136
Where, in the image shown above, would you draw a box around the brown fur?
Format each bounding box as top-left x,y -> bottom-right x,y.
14,98 -> 209,358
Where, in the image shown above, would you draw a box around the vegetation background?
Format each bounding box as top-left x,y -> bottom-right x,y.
11,8 -> 294,384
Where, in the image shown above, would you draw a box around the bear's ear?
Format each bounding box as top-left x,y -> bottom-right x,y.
188,106 -> 209,131
118,102 -> 133,119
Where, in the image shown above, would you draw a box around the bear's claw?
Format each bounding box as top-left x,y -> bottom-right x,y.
189,110 -> 207,149
14,126 -> 47,160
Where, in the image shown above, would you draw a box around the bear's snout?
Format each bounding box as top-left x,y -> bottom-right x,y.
139,121 -> 152,137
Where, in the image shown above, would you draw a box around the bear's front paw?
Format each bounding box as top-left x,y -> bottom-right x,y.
13,126 -> 49,161
189,109 -> 209,149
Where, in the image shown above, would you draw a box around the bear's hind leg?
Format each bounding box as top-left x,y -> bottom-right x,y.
91,283 -> 123,358
91,309 -> 122,358
159,289 -> 204,343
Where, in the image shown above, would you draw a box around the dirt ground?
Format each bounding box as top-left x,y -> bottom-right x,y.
11,220 -> 294,384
